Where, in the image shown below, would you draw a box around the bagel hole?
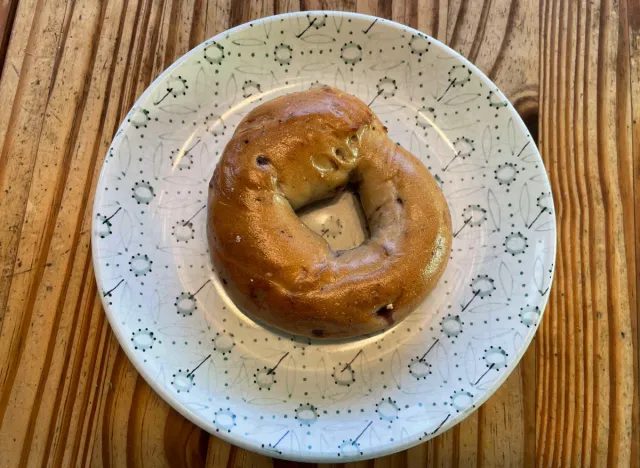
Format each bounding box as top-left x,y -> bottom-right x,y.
295,185 -> 369,251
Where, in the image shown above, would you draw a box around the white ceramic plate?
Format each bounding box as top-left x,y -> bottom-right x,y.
92,11 -> 556,462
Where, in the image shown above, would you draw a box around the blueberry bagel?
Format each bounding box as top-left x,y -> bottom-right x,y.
208,86 -> 452,339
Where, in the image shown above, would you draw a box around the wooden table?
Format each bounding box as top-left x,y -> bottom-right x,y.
0,0 -> 638,466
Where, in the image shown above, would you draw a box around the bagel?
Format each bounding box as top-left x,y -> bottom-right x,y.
207,86 -> 452,339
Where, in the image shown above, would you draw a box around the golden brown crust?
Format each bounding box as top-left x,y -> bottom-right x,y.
207,86 -> 452,339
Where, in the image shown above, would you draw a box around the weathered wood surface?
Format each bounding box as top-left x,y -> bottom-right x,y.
0,0 -> 637,466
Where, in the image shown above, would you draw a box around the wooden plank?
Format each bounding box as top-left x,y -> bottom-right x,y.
0,0 -> 20,79
0,1 -> 105,465
627,0 -> 640,466
205,434 -> 234,468
536,1 -> 637,467
0,0 -> 35,146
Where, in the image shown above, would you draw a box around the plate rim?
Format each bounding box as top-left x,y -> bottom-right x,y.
91,10 -> 557,462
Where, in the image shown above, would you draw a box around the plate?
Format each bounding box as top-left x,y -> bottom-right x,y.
92,11 -> 556,462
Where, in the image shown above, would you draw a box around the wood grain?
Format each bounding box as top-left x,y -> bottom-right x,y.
0,0 -> 637,467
